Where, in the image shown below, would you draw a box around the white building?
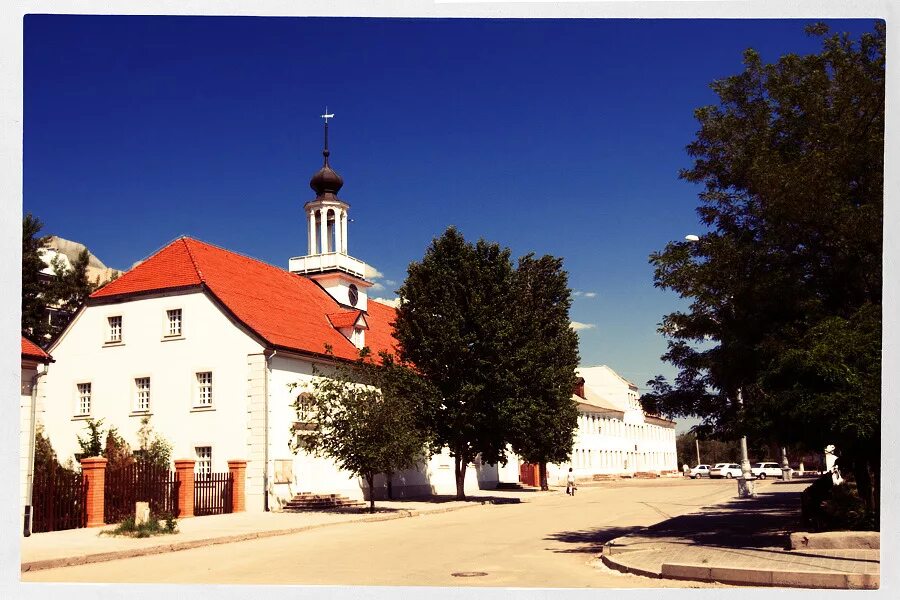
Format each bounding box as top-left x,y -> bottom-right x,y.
36,124 -> 496,511
505,365 -> 678,487
20,337 -> 52,527
568,366 -> 678,479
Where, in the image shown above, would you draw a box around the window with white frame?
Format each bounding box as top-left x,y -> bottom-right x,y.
134,377 -> 151,412
166,309 -> 182,336
76,383 -> 91,415
107,316 -> 122,343
195,446 -> 212,478
196,371 -> 213,407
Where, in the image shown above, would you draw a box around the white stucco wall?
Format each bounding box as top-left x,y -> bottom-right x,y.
37,290 -> 264,475
267,355 -> 495,506
20,365 -> 40,514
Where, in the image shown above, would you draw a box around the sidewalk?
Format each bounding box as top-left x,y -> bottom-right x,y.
21,487 -> 542,573
600,480 -> 879,589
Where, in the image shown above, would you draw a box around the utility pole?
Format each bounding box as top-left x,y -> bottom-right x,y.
695,438 -> 701,466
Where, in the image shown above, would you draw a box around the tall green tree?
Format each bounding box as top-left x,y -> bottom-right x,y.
505,254 -> 580,490
641,23 -> 883,516
289,349 -> 437,512
22,214 -> 50,341
394,227 -> 517,499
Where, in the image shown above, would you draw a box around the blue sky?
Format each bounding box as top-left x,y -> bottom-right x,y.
23,16 -> 878,430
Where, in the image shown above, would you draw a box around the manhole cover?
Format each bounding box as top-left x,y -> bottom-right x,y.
451,572 -> 488,578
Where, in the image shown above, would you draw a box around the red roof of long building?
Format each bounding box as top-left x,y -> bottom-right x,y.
90,237 -> 398,361
22,337 -> 51,362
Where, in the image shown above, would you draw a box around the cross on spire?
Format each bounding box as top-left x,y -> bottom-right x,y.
321,107 -> 334,123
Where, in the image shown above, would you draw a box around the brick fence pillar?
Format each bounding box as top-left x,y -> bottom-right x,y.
228,460 -> 247,513
174,459 -> 196,518
79,456 -> 107,527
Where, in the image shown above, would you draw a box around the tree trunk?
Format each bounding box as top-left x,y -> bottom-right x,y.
871,456 -> 880,525
366,473 -> 375,513
539,462 -> 549,491
454,454 -> 467,500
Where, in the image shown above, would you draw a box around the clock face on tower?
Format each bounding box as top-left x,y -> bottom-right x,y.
348,284 -> 359,307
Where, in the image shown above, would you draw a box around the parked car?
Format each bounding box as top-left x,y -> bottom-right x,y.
751,462 -> 783,479
689,464 -> 711,479
709,463 -> 743,479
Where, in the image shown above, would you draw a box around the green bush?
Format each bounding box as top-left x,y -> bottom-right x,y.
102,511 -> 178,538
819,482 -> 877,531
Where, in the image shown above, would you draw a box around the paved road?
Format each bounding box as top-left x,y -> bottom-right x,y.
24,478 -> 741,587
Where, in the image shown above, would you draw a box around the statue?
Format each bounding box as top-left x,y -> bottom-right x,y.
824,444 -> 837,474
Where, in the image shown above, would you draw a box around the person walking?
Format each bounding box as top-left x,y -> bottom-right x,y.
566,467 -> 576,496
683,463 -> 690,478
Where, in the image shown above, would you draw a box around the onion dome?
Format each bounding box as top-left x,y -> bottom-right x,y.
310,148 -> 344,196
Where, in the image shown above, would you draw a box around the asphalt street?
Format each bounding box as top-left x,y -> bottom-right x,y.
23,478 -> 740,588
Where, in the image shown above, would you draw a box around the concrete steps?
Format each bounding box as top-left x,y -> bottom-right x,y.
495,482 -> 539,491
282,492 -> 366,511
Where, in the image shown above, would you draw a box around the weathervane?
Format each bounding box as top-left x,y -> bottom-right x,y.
320,107 -> 334,161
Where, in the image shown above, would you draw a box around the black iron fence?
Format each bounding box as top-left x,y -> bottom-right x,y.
32,468 -> 86,533
105,463 -> 180,523
194,472 -> 233,516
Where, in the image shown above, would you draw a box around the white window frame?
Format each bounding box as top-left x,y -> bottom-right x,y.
166,308 -> 183,337
134,377 -> 151,413
76,382 -> 92,416
195,446 -> 212,478
195,371 -> 213,408
107,315 -> 122,343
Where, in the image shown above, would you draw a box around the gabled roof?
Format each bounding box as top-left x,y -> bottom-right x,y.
22,337 -> 52,363
327,310 -> 367,330
90,237 -> 398,362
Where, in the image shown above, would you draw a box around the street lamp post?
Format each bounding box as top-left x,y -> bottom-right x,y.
683,234 -> 755,498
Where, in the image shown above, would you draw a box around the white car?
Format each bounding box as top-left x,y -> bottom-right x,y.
751,462 -> 783,479
710,463 -> 743,479
689,464 -> 711,479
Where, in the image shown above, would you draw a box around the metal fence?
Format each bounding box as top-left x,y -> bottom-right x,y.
104,463 -> 180,523
194,472 -> 233,516
32,468 -> 86,533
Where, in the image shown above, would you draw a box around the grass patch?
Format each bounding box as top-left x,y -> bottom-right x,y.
101,512 -> 178,538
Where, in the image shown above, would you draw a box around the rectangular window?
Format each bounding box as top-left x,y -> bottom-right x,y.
134,377 -> 151,412
196,371 -> 213,407
195,446 -> 212,478
166,309 -> 182,336
108,316 -> 122,343
77,383 -> 91,415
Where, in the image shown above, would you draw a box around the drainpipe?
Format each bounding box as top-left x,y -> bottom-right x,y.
263,349 -> 275,512
24,364 -> 48,537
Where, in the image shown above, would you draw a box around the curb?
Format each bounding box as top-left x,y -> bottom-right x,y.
600,540 -> 879,590
22,500 -> 492,573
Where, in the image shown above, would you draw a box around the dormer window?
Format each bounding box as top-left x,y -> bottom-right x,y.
351,327 -> 364,349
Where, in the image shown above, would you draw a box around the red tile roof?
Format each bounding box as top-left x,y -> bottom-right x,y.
22,337 -> 51,362
327,310 -> 366,330
90,237 -> 398,361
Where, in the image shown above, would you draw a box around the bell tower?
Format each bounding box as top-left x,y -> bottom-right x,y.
289,110 -> 373,311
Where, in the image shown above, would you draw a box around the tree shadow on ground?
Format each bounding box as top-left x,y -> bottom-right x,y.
546,489 -> 804,554
544,526 -> 646,554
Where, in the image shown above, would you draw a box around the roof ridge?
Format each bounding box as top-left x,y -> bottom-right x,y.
181,236 -> 295,277
180,237 -> 205,283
